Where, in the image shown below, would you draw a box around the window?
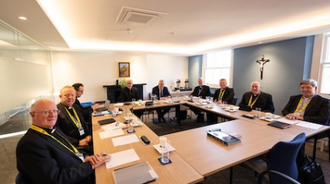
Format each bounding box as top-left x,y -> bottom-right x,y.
204,50 -> 232,86
320,33 -> 330,94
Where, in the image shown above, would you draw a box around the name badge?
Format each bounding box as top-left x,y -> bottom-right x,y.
76,152 -> 84,162
78,127 -> 85,136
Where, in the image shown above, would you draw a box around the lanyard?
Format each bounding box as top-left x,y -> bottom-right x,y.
219,89 -> 225,100
64,107 -> 82,128
30,124 -> 78,154
248,92 -> 260,107
295,97 -> 312,113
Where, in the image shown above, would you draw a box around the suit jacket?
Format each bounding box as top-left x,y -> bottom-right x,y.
74,98 -> 93,122
190,85 -> 211,99
152,86 -> 171,99
282,94 -> 330,125
16,128 -> 94,184
213,87 -> 235,104
118,87 -> 140,102
56,103 -> 91,146
239,91 -> 275,113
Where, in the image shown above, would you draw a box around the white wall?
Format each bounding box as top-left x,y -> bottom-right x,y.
51,52 -> 188,103
146,54 -> 188,95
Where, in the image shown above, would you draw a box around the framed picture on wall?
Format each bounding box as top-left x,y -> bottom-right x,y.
118,62 -> 130,77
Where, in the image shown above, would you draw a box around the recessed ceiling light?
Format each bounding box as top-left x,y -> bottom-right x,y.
18,16 -> 27,20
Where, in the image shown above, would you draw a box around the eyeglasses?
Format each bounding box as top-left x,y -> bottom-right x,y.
33,110 -> 60,114
78,91 -> 84,93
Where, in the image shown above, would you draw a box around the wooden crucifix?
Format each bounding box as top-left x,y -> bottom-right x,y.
256,55 -> 270,80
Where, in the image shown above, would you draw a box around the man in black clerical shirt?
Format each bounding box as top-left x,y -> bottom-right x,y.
190,78 -> 211,122
16,99 -> 110,184
282,79 -> 330,124
118,79 -> 143,118
213,79 -> 235,104
152,79 -> 171,122
72,83 -> 99,124
56,86 -> 93,154
239,81 -> 275,113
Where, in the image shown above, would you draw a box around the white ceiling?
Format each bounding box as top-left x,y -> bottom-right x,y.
0,0 -> 329,55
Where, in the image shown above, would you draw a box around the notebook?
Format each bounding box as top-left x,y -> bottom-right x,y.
95,99 -> 110,112
113,162 -> 158,184
98,118 -> 116,125
267,121 -> 292,129
207,129 -> 241,146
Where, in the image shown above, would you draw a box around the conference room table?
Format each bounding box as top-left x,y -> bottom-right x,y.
93,100 -> 329,184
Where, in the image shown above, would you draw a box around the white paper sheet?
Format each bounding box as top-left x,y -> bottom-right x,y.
277,117 -> 298,125
101,122 -> 126,131
296,122 -> 323,129
99,129 -> 124,139
114,103 -> 124,106
106,148 -> 140,169
112,134 -> 139,147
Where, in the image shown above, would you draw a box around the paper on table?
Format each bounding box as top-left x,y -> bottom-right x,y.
101,122 -> 126,131
296,122 -> 322,129
99,129 -> 124,139
106,148 -> 140,169
114,103 -> 124,106
277,117 -> 298,125
112,134 -> 139,147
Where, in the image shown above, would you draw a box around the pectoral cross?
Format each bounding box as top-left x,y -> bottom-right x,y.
256,55 -> 270,80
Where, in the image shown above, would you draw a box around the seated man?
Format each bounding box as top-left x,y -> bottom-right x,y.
56,86 -> 93,154
152,79 -> 171,123
16,99 -> 110,184
190,77 -> 211,122
213,78 -> 235,104
118,79 -> 143,118
72,83 -> 99,124
239,81 -> 275,113
282,79 -> 330,125
211,78 -> 235,123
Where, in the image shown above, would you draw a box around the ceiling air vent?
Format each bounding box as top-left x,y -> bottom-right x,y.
116,6 -> 168,27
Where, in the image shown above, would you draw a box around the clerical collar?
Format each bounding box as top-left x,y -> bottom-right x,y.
33,125 -> 56,134
303,95 -> 314,99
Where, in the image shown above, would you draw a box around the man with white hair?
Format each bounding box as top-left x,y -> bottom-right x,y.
239,81 -> 275,113
16,99 -> 110,184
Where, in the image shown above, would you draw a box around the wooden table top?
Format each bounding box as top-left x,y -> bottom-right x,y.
166,119 -> 295,176
93,110 -> 203,184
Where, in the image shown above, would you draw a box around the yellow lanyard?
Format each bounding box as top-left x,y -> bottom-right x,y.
65,107 -> 82,128
219,89 -> 225,100
30,124 -> 78,154
248,92 -> 260,107
295,97 -> 312,113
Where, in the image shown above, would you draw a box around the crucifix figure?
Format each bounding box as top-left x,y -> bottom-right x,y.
256,55 -> 270,80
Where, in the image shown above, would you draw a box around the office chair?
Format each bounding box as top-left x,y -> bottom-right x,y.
245,132 -> 306,184
258,170 -> 300,184
15,173 -> 31,184
312,129 -> 330,162
232,97 -> 238,105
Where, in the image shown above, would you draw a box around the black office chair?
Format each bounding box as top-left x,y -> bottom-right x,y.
312,129 -> 330,162
15,173 -> 31,184
245,132 -> 306,184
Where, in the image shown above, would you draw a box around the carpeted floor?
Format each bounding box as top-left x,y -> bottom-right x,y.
1,110 -> 329,184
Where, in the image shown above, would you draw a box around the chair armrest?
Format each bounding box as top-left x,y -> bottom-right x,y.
258,170 -> 300,184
